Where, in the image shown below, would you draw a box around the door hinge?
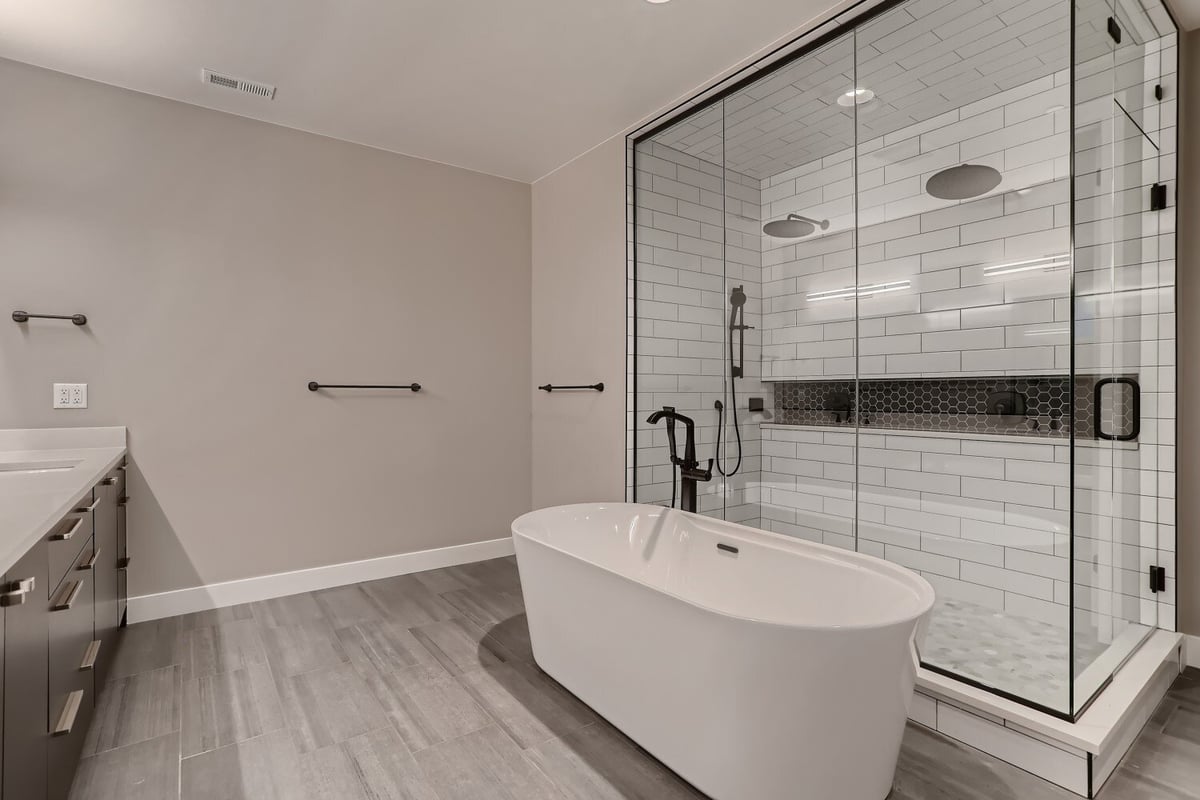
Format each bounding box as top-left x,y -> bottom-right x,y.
1151,183 -> 1167,211
1108,16 -> 1122,43
1150,565 -> 1166,593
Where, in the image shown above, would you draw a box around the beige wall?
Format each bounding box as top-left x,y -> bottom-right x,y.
530,138 -> 627,508
1178,29 -> 1198,635
0,58 -> 532,597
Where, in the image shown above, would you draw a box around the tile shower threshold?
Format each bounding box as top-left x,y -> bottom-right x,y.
915,629 -> 1182,754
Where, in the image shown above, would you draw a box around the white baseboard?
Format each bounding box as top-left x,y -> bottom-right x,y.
1185,634 -> 1200,669
126,537 -> 516,624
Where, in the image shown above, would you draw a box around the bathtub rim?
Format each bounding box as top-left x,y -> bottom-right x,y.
512,502 -> 936,633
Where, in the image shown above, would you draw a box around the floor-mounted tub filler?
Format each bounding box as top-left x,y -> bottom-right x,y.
512,503 -> 936,800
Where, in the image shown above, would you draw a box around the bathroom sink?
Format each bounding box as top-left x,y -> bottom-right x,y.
0,459 -> 81,475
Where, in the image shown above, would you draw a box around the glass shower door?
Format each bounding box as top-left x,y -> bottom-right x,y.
1071,0 -> 1168,713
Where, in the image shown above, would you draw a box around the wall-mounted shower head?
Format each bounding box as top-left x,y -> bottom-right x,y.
925,163 -> 1002,200
762,213 -> 830,239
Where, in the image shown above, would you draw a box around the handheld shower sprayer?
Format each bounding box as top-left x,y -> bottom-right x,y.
716,286 -> 751,477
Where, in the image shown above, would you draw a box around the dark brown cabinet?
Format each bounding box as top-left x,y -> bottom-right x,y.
1,459 -> 127,800
94,471 -> 121,686
3,537 -> 49,800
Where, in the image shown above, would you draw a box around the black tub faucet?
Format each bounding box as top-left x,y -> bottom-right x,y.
646,406 -> 712,514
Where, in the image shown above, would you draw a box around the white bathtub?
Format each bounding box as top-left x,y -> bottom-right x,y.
511,502 -> 935,800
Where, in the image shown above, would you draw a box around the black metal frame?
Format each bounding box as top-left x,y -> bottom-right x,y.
628,0 -> 1181,726
12,311 -> 87,326
307,382 -> 420,392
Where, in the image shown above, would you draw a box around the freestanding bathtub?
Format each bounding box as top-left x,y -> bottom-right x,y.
511,502 -> 936,800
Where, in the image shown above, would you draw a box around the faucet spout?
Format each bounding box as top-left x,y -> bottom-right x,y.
645,406 -> 711,513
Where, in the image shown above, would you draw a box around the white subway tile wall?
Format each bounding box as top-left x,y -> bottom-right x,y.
632,139 -> 770,525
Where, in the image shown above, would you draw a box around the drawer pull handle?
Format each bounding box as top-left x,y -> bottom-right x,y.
74,497 -> 101,513
0,577 -> 33,607
51,517 -> 83,541
100,476 -> 118,486
80,639 -> 102,671
117,464 -> 127,471
117,557 -> 131,570
53,690 -> 84,736
53,580 -> 83,611
81,548 -> 100,571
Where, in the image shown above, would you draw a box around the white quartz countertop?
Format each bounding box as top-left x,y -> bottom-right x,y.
0,427 -> 127,577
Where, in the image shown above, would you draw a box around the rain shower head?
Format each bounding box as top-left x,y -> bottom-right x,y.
762,213 -> 830,238
925,163 -> 1003,200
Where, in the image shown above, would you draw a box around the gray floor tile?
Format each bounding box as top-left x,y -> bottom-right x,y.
457,559 -> 523,595
276,662 -> 390,753
360,662 -> 492,752
481,613 -> 535,663
182,662 -> 285,757
85,665 -> 182,756
892,722 -> 1076,800
69,732 -> 181,800
301,727 -> 441,800
68,561 -> 1200,800
181,729 -> 310,800
528,723 -> 705,800
251,592 -> 326,628
360,574 -> 457,626
179,618 -> 268,680
258,617 -> 348,676
411,566 -> 478,595
177,604 -> 255,631
457,662 -> 596,749
337,617 -> 437,675
108,617 -> 184,680
441,586 -> 525,630
409,617 -> 515,676
314,584 -> 384,628
414,725 -> 563,800
1105,729 -> 1200,798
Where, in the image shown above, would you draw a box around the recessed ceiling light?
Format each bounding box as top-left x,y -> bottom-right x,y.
837,87 -> 875,107
645,0 -> 671,4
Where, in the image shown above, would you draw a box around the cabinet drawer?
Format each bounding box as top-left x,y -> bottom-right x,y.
48,508 -> 93,592
48,683 -> 92,800
47,542 -> 95,800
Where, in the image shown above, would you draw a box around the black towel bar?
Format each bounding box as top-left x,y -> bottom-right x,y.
538,383 -> 604,392
12,311 -> 87,326
308,382 -> 421,392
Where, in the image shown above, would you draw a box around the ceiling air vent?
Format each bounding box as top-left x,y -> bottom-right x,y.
200,69 -> 276,100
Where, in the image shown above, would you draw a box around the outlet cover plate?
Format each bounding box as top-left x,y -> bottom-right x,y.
53,383 -> 87,409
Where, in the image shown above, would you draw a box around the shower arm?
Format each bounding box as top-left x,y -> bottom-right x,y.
785,213 -> 823,226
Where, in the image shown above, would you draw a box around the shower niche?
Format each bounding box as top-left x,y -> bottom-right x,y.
629,0 -> 1177,733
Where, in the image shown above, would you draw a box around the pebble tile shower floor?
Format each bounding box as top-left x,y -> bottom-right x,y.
69,557 -> 1200,800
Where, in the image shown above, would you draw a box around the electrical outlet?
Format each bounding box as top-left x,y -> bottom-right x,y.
53,383 -> 87,409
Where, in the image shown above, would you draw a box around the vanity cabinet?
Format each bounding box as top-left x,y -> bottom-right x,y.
2,537 -> 49,800
1,461 -> 127,800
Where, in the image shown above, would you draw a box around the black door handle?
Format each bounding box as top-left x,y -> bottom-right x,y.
1094,377 -> 1140,441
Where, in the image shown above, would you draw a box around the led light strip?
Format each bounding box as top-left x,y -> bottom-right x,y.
982,254 -> 1071,277
806,280 -> 910,302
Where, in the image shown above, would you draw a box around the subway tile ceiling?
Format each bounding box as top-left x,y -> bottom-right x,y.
651,0 -> 1176,180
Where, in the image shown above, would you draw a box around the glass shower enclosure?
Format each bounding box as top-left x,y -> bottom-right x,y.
628,0 -> 1177,718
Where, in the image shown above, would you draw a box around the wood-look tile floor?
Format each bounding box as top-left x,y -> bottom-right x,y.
68,556 -> 1200,800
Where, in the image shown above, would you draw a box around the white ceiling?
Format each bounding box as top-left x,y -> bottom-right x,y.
653,0 -> 1179,180
0,0 -> 869,183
